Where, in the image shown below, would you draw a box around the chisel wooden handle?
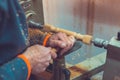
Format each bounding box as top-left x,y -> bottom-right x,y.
44,24 -> 93,45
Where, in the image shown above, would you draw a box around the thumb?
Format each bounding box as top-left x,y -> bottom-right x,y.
50,49 -> 57,59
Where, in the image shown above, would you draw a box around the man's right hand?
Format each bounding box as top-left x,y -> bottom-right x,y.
23,45 -> 57,75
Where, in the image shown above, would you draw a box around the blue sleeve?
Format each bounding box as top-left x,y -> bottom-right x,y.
0,0 -> 28,64
0,0 -> 30,80
0,58 -> 28,80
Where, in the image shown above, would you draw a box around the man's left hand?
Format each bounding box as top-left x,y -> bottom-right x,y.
47,32 -> 75,56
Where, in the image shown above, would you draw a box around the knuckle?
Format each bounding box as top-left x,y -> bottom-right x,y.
42,67 -> 47,71
48,56 -> 51,60
46,62 -> 50,66
68,41 -> 71,44
44,62 -> 49,67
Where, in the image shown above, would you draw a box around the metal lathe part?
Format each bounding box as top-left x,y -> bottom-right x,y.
92,38 -> 109,49
28,20 -> 43,29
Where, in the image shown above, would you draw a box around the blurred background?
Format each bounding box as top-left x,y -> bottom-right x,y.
42,0 -> 120,65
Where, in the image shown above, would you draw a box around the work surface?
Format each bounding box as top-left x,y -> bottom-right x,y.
36,52 -> 106,80
67,52 -> 106,80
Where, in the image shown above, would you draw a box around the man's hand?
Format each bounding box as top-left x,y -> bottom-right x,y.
48,32 -> 75,55
23,45 -> 57,75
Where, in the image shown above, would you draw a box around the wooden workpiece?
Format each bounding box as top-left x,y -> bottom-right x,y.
43,24 -> 93,45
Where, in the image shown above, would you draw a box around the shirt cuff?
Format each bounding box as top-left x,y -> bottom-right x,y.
18,54 -> 31,80
43,34 -> 51,46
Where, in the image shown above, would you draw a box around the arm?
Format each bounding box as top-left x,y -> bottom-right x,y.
0,56 -> 31,80
0,0 -> 31,80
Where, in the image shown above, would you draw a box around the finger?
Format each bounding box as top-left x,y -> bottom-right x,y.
69,36 -> 76,43
60,37 -> 75,55
46,54 -> 52,61
68,36 -> 76,47
43,62 -> 50,67
44,53 -> 52,62
36,65 -> 46,73
50,50 -> 57,59
35,68 -> 46,74
60,45 -> 72,55
58,33 -> 72,46
33,64 -> 46,74
50,40 -> 66,48
50,34 -> 59,40
39,54 -> 51,63
36,45 -> 51,55
57,32 -> 68,42
39,61 -> 50,69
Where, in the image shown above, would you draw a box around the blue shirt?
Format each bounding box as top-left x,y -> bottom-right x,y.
0,0 -> 29,80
